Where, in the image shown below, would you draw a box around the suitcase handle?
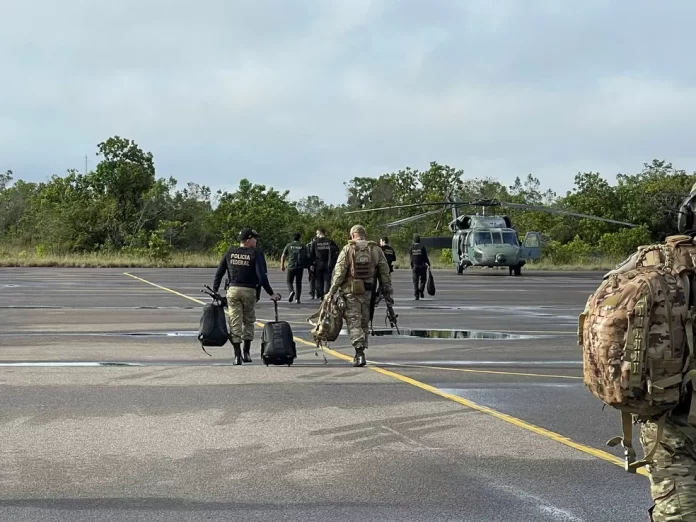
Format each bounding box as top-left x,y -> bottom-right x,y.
274,299 -> 278,322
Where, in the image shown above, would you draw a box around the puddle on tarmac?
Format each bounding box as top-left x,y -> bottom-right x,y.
2,329 -> 542,339
342,328 -> 544,339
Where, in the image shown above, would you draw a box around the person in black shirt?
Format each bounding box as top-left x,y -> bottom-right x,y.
377,236 -> 397,297
312,228 -> 338,300
281,232 -> 307,304
380,236 -> 396,272
212,228 -> 280,365
410,234 -> 430,299
306,238 -> 316,299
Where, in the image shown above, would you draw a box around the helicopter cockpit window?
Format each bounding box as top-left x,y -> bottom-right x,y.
502,231 -> 519,245
474,231 -> 492,244
491,232 -> 502,244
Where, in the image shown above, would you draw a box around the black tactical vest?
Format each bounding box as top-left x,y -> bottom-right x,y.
410,243 -> 425,267
227,246 -> 258,287
314,237 -> 332,266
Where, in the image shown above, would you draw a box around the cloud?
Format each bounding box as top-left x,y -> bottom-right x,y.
1,0 -> 695,204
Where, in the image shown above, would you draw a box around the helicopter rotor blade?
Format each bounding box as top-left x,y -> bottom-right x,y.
496,201 -> 638,227
344,202 -> 452,214
385,208 -> 445,228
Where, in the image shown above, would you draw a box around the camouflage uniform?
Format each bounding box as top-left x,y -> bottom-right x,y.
606,232 -> 696,521
640,414 -> 696,521
326,225 -> 392,366
225,286 -> 257,343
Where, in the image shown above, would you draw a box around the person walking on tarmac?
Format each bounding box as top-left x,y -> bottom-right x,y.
306,237 -> 316,299
325,225 -> 393,366
281,232 -> 307,304
380,237 -> 396,272
377,236 -> 396,297
410,234 -> 429,299
312,228 -> 338,300
212,228 -> 280,365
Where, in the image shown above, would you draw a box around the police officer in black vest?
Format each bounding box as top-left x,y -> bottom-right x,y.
410,234 -> 430,299
281,232 -> 307,303
212,228 -> 280,365
312,228 -> 338,300
380,237 -> 396,272
306,238 -> 316,299
377,236 -> 396,296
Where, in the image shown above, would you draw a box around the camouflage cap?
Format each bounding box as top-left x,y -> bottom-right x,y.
350,224 -> 366,236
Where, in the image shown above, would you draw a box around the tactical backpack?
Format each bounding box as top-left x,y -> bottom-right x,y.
579,234 -> 696,472
307,292 -> 345,361
350,242 -> 372,280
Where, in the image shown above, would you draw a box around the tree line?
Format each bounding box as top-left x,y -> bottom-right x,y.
1,136 -> 694,265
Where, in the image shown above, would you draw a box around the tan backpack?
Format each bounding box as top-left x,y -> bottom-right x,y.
579,235 -> 696,472
308,292 -> 345,344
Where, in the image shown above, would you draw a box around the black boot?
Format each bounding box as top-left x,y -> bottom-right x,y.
232,343 -> 243,365
353,349 -> 366,367
243,340 -> 252,363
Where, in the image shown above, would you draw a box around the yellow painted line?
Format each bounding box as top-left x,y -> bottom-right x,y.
123,272 -> 267,327
382,363 -> 583,380
123,271 -> 648,477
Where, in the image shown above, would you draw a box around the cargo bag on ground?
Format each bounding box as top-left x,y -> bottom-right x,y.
261,300 -> 296,366
578,235 -> 696,472
426,267 -> 435,296
198,285 -> 229,354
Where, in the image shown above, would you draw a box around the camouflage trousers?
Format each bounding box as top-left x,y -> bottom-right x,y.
641,414 -> 696,521
225,286 -> 257,343
344,292 -> 370,354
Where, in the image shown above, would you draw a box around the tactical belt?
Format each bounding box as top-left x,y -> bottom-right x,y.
228,282 -> 256,289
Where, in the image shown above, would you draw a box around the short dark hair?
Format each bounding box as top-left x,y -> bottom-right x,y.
413,234 -> 420,242
293,232 -> 301,241
317,227 -> 326,234
381,236 -> 389,243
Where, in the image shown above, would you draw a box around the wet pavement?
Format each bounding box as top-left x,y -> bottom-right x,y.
0,267 -> 649,521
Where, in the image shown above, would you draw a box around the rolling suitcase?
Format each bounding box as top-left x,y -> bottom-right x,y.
261,300 -> 296,366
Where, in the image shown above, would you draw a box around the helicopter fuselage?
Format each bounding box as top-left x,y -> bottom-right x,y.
454,226 -> 541,275
421,225 -> 541,275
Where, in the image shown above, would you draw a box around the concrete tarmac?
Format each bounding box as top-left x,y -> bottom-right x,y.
0,267 -> 650,521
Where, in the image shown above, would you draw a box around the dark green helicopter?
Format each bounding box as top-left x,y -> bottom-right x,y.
346,195 -> 637,276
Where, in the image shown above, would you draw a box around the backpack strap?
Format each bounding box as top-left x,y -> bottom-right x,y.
607,412 -> 667,472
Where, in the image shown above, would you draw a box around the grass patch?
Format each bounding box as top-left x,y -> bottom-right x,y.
0,248 -> 281,268
0,246 -> 617,271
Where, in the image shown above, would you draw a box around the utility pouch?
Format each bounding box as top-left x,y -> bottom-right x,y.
349,279 -> 365,295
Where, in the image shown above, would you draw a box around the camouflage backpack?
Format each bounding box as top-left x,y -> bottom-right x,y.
579,235 -> 696,472
349,240 -> 373,280
308,292 -> 345,344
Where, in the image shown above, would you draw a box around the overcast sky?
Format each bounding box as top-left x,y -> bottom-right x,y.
1,0 -> 695,204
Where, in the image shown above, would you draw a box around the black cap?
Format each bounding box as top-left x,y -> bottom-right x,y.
238,228 -> 259,241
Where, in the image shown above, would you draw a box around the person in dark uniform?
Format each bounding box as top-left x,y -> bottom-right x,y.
380,237 -> 396,272
280,232 -> 307,304
212,228 -> 280,365
312,228 -> 338,300
410,234 -> 429,299
306,238 -> 316,299
377,236 -> 396,297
